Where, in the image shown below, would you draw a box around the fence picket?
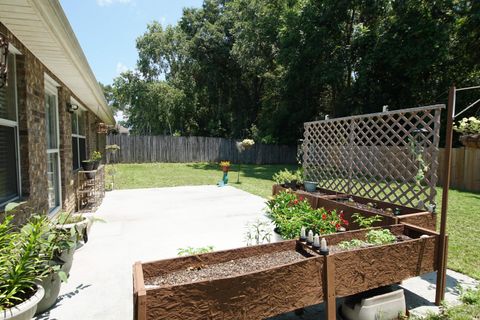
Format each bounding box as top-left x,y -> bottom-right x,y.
106,135 -> 297,165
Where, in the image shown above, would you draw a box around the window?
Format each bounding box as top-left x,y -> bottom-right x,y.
0,53 -> 20,206
71,108 -> 86,170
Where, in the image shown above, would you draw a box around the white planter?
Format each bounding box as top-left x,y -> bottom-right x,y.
271,228 -> 285,243
60,247 -> 75,275
35,272 -> 61,314
57,218 -> 89,247
341,289 -> 406,320
1,285 -> 45,320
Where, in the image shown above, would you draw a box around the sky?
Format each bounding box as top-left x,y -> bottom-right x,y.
59,0 -> 203,85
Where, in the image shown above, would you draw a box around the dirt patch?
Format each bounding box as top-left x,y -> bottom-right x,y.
145,250 -> 307,288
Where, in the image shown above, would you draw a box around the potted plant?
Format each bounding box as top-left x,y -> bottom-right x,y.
90,151 -> 102,169
55,212 -> 90,247
33,216 -> 76,314
81,151 -> 103,178
454,116 -> 480,148
219,161 -> 230,173
219,161 -> 231,185
272,169 -> 301,189
303,180 -> 318,192
0,216 -> 47,320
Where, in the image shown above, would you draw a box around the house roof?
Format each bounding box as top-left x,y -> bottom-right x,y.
0,0 -> 115,124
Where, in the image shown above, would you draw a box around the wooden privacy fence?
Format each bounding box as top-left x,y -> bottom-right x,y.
106,135 -> 297,164
438,147 -> 480,192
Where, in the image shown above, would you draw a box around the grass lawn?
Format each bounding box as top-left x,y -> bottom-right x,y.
108,162 -> 480,280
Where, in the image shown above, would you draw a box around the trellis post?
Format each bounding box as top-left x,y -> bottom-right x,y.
435,85 -> 455,304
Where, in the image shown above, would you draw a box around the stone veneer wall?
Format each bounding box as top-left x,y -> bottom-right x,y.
0,23 -> 107,223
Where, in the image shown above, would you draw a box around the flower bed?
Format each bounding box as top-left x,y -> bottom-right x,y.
317,195 -> 436,231
272,184 -> 436,230
133,224 -> 439,320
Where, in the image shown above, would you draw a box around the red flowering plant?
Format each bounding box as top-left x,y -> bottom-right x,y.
266,191 -> 349,239
266,191 -> 311,221
303,208 -> 349,235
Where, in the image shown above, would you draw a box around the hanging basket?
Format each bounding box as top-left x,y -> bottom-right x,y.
97,122 -> 109,134
459,134 -> 480,148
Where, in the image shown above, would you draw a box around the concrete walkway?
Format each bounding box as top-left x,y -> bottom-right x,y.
37,186 -> 477,320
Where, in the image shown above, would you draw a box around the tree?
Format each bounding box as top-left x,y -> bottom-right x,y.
106,0 -> 478,143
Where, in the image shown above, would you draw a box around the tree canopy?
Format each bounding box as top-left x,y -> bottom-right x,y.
108,0 -> 480,144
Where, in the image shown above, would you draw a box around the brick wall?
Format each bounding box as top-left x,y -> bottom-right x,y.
0,23 -> 107,223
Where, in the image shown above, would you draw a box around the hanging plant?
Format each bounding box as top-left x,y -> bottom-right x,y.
454,116 -> 480,148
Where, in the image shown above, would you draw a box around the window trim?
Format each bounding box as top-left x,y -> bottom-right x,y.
0,53 -> 21,208
45,74 -> 62,215
71,99 -> 86,171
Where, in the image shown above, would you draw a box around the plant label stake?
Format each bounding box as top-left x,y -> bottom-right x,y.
313,234 -> 320,249
307,230 -> 314,245
320,238 -> 329,256
300,227 -> 306,242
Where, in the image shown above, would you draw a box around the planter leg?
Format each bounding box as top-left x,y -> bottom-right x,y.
294,308 -> 304,315
435,235 -> 449,305
324,255 -> 336,320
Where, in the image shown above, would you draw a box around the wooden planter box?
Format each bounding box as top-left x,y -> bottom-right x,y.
133,224 -> 439,320
317,195 -> 436,231
272,184 -> 344,208
272,184 -> 436,231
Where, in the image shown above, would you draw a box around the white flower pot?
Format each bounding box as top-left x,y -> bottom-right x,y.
35,272 -> 61,314
1,285 -> 45,320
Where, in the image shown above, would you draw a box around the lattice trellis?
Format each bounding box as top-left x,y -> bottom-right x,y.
303,105 -> 444,207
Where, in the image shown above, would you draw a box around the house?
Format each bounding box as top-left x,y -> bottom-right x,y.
0,1 -> 115,221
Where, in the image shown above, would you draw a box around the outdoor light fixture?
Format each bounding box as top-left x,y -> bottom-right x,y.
0,33 -> 9,89
67,103 -> 79,113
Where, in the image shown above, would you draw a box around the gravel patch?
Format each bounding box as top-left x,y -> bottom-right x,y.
145,250 -> 307,287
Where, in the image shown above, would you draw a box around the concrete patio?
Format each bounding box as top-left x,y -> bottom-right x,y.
37,186 -> 477,320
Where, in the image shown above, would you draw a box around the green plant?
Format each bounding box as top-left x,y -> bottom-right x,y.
90,150 -> 102,161
352,213 -> 383,229
272,169 -> 301,185
365,229 -> 396,245
177,246 -> 214,256
338,239 -> 366,250
409,139 -> 429,187
454,116 -> 480,135
421,286 -> 480,319
0,215 -> 58,310
266,191 -> 348,239
244,219 -> 272,246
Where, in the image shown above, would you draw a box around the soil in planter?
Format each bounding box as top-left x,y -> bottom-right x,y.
145,250 -> 307,288
335,198 -> 401,216
328,235 -> 412,254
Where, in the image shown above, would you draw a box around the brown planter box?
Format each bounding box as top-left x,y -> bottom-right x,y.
318,194 -> 436,231
272,184 -> 436,231
272,184 -> 344,208
133,224 -> 438,320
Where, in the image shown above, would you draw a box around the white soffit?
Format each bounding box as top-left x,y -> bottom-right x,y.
0,0 -> 115,124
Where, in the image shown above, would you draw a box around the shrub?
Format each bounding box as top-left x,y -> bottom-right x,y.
272,169 -> 302,185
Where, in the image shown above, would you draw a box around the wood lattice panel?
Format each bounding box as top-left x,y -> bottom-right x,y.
303,105 -> 444,207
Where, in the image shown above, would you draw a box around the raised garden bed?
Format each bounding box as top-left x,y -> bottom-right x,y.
272,184 -> 436,230
272,184 -> 344,208
317,194 -> 436,231
133,224 -> 439,320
